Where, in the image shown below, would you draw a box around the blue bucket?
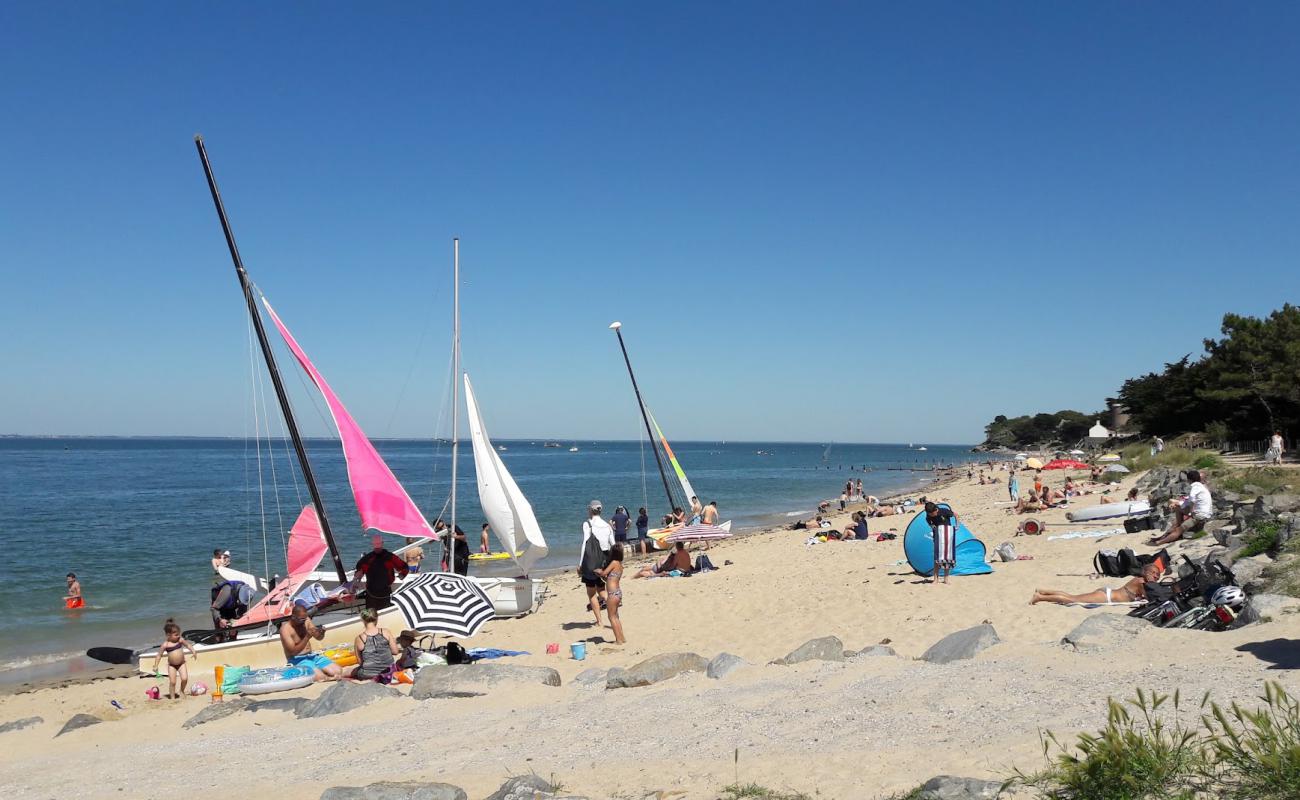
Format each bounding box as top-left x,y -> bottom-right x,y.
570,642 -> 587,661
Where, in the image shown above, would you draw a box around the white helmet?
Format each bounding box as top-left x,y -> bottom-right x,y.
1211,586 -> 1246,608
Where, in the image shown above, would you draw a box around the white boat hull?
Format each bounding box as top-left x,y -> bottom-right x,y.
301,570 -> 545,619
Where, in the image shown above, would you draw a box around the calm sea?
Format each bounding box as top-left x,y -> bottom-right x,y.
0,437 -> 979,679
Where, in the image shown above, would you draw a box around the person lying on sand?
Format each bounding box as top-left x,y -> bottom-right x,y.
633,542 -> 693,578
1030,563 -> 1162,605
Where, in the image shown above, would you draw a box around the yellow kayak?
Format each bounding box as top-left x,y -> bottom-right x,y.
469,551 -> 522,562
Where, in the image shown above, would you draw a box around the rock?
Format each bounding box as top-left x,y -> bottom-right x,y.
319,781 -> 467,800
1250,593 -> 1300,619
1263,494 -> 1300,514
297,681 -> 402,718
1231,554 -> 1272,591
850,645 -> 897,658
1220,490 -> 1243,504
706,652 -> 749,679
410,664 -> 561,700
485,775 -> 555,800
606,652 -> 708,689
916,775 -> 1005,799
1242,484 -> 1267,497
919,624 -> 1000,664
1061,614 -> 1148,651
183,697 -> 252,728
770,636 -> 845,665
56,713 -> 102,737
246,697 -> 308,714
0,716 -> 42,735
572,668 -> 607,686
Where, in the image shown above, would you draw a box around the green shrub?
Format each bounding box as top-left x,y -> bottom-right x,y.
1204,421 -> 1232,444
1193,453 -> 1223,469
719,784 -> 810,800
1215,467 -> 1293,495
1201,682 -> 1300,800
1239,522 -> 1280,558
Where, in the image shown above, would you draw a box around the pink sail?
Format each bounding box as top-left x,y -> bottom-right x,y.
262,297 -> 434,541
232,505 -> 328,627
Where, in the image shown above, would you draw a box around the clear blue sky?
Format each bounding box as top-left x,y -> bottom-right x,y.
2,3 -> 1297,443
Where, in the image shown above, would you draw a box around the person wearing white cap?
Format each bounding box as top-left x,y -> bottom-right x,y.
578,501 -> 614,626
210,549 -> 231,585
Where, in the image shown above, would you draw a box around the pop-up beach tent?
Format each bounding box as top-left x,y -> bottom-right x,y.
903,503 -> 993,577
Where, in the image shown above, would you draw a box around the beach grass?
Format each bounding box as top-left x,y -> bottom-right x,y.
718,783 -> 811,800
1120,443 -> 1222,473
1213,466 -> 1295,496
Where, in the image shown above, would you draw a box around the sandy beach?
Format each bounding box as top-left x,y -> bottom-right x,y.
3,467 -> 1298,800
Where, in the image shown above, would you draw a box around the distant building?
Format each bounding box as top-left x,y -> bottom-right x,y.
1088,420 -> 1112,441
1106,398 -> 1131,433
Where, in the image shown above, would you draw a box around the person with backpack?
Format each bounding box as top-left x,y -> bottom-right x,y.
578,500 -> 613,627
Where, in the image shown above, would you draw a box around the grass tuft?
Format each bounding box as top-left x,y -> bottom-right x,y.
719,784 -> 811,800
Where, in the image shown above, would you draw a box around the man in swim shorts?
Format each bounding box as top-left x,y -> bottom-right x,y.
64,573 -> 84,609
1030,563 -> 1163,606
280,601 -> 342,681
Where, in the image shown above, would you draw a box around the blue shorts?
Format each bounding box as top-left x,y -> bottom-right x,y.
289,653 -> 334,672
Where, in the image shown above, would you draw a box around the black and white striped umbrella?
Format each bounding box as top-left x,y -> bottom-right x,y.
391,572 -> 494,638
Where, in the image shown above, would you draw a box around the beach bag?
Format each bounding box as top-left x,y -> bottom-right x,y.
578,532 -> 605,583
694,554 -> 718,572
993,542 -> 1018,562
1116,548 -> 1142,576
1094,549 -> 1124,578
220,665 -> 251,695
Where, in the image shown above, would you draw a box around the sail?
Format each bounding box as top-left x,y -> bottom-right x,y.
464,373 -> 548,574
647,409 -> 697,504
232,505 -> 327,626
262,297 -> 434,541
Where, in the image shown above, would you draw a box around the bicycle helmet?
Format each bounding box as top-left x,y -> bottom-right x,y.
1211,585 -> 1246,608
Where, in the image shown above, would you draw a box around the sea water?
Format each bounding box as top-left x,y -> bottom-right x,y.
0,437 -> 979,678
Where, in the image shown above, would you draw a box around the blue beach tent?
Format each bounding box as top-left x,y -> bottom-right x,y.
903,503 -> 994,577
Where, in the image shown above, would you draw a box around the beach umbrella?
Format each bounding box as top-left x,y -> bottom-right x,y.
1043,459 -> 1090,470
391,572 -> 494,638
1014,454 -> 1028,461
1024,457 -> 1044,469
1097,453 -> 1122,463
1104,464 -> 1131,474
1069,449 -> 1086,456
661,523 -> 732,544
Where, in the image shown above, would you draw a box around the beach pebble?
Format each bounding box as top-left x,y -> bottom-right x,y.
297,681 -> 403,718
770,636 -> 845,665
606,652 -> 708,689
916,775 -> 1006,799
1060,614 -> 1147,652
55,713 -> 103,737
919,625 -> 1000,665
411,664 -> 561,700
0,716 -> 42,735
319,781 -> 467,800
706,652 -> 749,679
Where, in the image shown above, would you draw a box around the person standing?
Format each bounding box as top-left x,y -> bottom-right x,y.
688,496 -> 703,525
480,522 -> 491,554
579,500 -> 613,626
355,534 -> 409,611
436,522 -> 470,575
924,502 -> 957,586
634,507 -> 650,555
63,572 -> 84,609
403,542 -> 424,574
1269,431 -> 1285,465
611,505 -> 631,545
594,545 -> 626,644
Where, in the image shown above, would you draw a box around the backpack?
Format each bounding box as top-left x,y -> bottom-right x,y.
1124,514 -> 1158,533
1094,549 -> 1124,577
578,529 -> 606,583
1116,548 -> 1142,577
694,554 -> 718,572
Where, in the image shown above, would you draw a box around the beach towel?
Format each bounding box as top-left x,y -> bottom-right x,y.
1064,601 -> 1146,608
466,648 -> 529,660
1047,528 -> 1126,541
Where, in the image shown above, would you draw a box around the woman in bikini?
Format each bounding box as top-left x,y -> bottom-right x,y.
151,619 -> 198,698
595,545 -> 626,644
1030,563 -> 1162,605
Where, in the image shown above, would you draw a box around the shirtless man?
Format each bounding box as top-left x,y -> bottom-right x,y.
633,542 -> 693,578
64,572 -> 85,609
279,602 -> 342,681
1031,563 -> 1162,606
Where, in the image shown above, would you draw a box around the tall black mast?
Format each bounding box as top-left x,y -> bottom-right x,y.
194,135 -> 348,584
609,322 -> 678,516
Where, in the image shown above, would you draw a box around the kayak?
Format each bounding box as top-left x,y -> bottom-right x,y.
1066,501 -> 1151,522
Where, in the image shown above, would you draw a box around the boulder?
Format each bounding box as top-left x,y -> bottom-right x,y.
297,681 -> 403,719
183,697 -> 253,728
850,645 -> 897,658
56,713 -> 102,737
919,625 -> 1000,665
1231,555 -> 1272,591
0,716 -> 42,735
572,668 -> 607,686
770,636 -> 845,665
410,663 -> 561,700
916,775 -> 1005,799
1061,614 -> 1148,651
606,652 -> 708,689
1250,593 -> 1300,619
319,782 -> 467,800
246,697 -> 308,714
706,652 -> 749,679
1263,494 -> 1300,514
485,775 -> 555,800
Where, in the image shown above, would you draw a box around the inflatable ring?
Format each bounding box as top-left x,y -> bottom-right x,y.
321,646 -> 358,667
237,666 -> 315,695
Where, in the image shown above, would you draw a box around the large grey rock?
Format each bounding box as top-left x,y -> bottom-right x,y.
850,645 -> 897,658
1061,614 -> 1148,651
1232,554 -> 1272,591
916,775 -> 1005,799
606,652 -> 708,689
1264,494 -> 1300,514
319,782 -> 467,800
183,697 -> 252,728
297,680 -> 402,718
706,652 -> 749,679
246,697 -> 308,714
411,663 -> 561,700
771,636 -> 845,665
485,775 -> 554,800
55,713 -> 102,737
0,716 -> 42,735
919,625 -> 1000,664
1250,593 -> 1300,619
572,668 -> 607,686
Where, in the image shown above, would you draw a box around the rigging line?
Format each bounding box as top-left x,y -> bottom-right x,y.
639,409 -> 649,514
249,329 -> 270,590
382,292 -> 437,438
243,313 -> 258,576
255,346 -> 287,575
427,346 -> 455,509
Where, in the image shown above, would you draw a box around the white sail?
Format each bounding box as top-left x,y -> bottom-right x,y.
464,373 -> 548,574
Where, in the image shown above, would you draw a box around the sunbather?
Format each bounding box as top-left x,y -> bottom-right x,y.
1030,563 -> 1162,605
1012,490 -> 1043,514
633,542 -> 693,578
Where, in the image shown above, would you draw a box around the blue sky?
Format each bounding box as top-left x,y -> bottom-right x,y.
2,3 -> 1297,443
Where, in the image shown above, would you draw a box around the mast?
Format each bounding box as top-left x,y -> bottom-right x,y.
194,135 -> 348,584
609,322 -> 677,516
450,238 -> 460,539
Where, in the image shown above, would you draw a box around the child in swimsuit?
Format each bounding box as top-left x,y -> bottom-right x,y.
595,545 -> 626,645
151,619 -> 198,699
